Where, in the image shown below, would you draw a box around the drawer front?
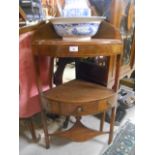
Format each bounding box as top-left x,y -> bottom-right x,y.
44,95 -> 117,116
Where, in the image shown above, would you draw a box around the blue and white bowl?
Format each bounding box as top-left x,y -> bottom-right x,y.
50,17 -> 104,41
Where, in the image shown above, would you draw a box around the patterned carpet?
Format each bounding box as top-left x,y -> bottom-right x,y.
101,121 -> 135,155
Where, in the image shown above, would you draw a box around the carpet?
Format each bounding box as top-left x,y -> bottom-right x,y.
101,121 -> 135,155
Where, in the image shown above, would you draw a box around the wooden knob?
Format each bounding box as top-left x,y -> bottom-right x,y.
107,101 -> 112,106
77,107 -> 83,112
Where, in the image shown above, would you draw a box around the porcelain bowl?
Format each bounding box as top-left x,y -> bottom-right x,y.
50,17 -> 104,41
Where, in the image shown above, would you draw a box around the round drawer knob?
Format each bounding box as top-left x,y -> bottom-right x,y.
77,107 -> 83,112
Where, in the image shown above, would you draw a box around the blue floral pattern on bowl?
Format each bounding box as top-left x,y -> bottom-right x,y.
63,8 -> 91,17
53,23 -> 99,38
62,0 -> 91,17
51,17 -> 103,40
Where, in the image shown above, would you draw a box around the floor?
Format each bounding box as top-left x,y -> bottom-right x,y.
19,64 -> 135,155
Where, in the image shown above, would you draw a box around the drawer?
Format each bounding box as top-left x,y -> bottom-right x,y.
43,94 -> 117,116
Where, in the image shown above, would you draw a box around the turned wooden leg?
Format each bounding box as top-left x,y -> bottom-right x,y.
75,116 -> 82,124
41,111 -> 50,149
108,107 -> 116,144
28,118 -> 37,142
100,111 -> 106,131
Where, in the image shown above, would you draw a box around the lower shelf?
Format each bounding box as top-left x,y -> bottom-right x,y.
51,120 -> 104,142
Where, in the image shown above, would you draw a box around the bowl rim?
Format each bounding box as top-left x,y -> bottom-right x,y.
50,16 -> 105,24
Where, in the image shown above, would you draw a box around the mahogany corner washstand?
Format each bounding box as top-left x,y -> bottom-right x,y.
32,21 -> 123,149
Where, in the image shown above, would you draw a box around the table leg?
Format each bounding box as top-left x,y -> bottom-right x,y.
100,111 -> 106,131
28,118 -> 37,142
108,107 -> 116,144
41,111 -> 50,149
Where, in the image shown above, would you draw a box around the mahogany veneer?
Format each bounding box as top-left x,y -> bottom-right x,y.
32,21 -> 123,148
43,80 -> 116,116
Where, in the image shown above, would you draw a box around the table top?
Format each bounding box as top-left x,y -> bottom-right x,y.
32,38 -> 123,57
44,79 -> 116,104
32,21 -> 123,57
